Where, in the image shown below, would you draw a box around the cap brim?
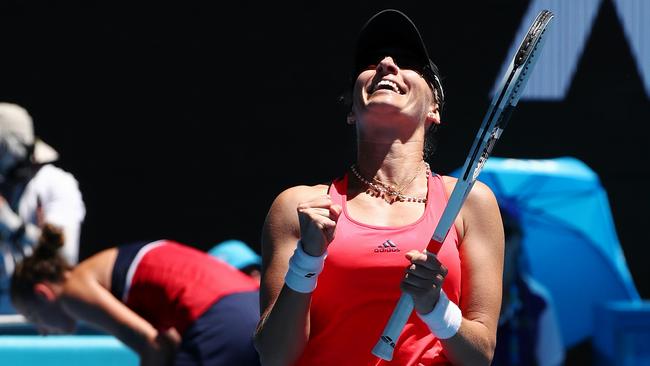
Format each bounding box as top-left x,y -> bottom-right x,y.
33,139 -> 59,164
353,9 -> 444,106
354,9 -> 431,75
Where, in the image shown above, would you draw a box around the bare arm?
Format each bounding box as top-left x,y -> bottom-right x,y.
253,185 -> 340,366
61,249 -> 179,366
440,180 -> 504,365
402,179 -> 503,365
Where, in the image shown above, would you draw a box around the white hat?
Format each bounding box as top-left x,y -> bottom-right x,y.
0,102 -> 58,164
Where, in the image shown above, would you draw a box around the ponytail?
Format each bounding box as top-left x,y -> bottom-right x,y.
10,223 -> 72,302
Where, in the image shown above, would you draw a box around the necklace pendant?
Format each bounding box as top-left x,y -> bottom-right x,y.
351,162 -> 428,205
369,187 -> 381,198
384,191 -> 399,204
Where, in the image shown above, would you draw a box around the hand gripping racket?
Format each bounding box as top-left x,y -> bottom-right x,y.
372,9 -> 554,361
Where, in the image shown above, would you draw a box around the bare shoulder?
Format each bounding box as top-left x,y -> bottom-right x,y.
265,184 -> 330,227
262,183 -> 330,249
68,248 -> 119,292
440,175 -> 499,210
466,179 -> 499,213
440,175 -> 501,240
272,183 -> 330,206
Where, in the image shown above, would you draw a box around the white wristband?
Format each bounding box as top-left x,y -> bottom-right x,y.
417,290 -> 462,339
284,240 -> 327,293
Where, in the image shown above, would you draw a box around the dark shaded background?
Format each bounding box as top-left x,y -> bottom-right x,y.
1,0 -> 647,362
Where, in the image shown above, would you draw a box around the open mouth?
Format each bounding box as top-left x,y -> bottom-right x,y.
370,79 -> 405,95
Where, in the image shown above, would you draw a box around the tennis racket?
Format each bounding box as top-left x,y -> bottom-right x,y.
372,9 -> 555,361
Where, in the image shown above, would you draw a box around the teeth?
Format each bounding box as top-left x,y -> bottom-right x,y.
376,79 -> 400,93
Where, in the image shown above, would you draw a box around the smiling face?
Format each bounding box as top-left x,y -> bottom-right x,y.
351,54 -> 439,139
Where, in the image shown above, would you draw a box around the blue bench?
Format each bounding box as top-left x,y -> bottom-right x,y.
0,315 -> 137,365
0,335 -> 137,365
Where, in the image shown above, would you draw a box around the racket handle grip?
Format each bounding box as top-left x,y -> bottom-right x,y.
372,293 -> 414,361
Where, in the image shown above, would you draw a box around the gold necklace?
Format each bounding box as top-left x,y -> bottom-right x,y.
350,162 -> 430,204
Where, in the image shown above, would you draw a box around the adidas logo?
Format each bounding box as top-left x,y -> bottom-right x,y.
374,239 -> 400,253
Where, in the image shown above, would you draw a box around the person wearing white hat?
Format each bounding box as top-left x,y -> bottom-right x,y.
0,102 -> 85,314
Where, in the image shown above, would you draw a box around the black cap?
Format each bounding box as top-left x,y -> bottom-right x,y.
353,9 -> 445,108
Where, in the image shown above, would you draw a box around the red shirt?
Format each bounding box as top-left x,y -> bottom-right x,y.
123,241 -> 259,334
295,173 -> 461,366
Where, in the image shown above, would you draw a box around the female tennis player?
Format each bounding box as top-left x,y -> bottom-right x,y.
254,8 -> 504,366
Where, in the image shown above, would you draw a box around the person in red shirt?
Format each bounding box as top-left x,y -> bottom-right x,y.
10,224 -> 261,366
254,8 -> 504,366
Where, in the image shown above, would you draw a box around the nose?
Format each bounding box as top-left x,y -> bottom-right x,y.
376,56 -> 399,75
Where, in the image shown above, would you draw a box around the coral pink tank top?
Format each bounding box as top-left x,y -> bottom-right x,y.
295,173 -> 461,366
